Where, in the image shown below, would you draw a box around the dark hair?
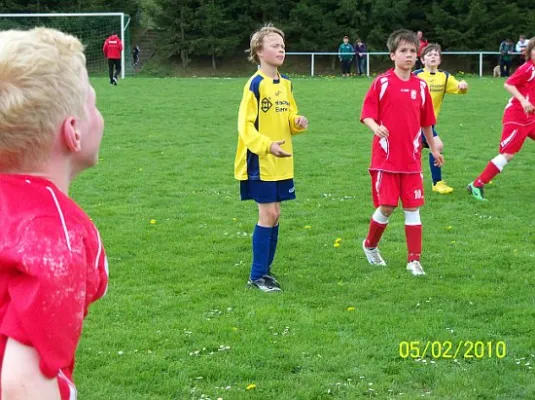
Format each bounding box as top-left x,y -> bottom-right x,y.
387,29 -> 419,53
343,35 -> 349,39
421,43 -> 442,58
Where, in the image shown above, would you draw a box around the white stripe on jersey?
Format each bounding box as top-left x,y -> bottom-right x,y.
58,369 -> 77,400
419,81 -> 426,106
379,77 -> 388,100
46,186 -> 72,252
93,228 -> 110,295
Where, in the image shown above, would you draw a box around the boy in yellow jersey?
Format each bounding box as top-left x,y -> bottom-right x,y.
235,25 -> 308,292
413,43 -> 468,194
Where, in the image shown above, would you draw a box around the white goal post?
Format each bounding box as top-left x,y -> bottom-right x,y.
0,12 -> 130,79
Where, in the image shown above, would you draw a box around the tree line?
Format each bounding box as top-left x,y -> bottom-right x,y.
1,0 -> 534,68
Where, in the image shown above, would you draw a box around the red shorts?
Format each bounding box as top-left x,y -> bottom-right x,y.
499,123 -> 535,154
370,170 -> 424,208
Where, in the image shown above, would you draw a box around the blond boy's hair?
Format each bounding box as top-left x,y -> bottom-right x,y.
248,24 -> 285,65
0,28 -> 87,170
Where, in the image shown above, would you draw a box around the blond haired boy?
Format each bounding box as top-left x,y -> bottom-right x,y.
0,28 -> 108,399
235,25 -> 308,292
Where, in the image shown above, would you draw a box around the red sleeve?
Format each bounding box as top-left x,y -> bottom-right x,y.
420,82 -> 436,127
506,63 -> 529,87
0,217 -> 88,379
360,79 -> 380,123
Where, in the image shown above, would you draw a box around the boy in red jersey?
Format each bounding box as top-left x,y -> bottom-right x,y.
0,28 -> 108,399
360,29 -> 443,276
468,37 -> 535,201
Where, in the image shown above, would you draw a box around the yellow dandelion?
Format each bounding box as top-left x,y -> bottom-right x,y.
334,243 -> 340,248
347,306 -> 356,312
335,238 -> 342,243
150,219 -> 157,224
304,225 -> 312,229
246,383 -> 256,390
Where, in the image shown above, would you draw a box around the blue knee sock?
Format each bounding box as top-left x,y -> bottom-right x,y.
429,153 -> 442,185
250,225 -> 272,281
267,224 -> 279,274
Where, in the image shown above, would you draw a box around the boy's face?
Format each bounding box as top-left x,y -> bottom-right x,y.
422,49 -> 441,67
390,40 -> 417,70
76,72 -> 104,168
343,37 -> 349,44
530,46 -> 535,63
258,33 -> 285,67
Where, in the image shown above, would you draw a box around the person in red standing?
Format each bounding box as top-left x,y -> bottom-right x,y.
103,32 -> 123,85
467,37 -> 535,201
416,30 -> 428,70
360,29 -> 443,276
0,28 -> 108,399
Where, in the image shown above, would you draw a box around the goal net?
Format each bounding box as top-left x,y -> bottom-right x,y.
0,13 -> 132,77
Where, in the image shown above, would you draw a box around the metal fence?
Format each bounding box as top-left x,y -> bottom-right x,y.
285,51 -> 524,77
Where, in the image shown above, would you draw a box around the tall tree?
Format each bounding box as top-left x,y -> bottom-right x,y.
149,0 -> 197,67
191,0 -> 240,68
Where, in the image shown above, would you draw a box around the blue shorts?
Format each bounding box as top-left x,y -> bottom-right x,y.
421,126 -> 438,148
240,179 -> 296,203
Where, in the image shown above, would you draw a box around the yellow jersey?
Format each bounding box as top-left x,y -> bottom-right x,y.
234,71 -> 306,181
413,68 -> 467,120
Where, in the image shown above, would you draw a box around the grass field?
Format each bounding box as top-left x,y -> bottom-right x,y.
72,76 -> 535,399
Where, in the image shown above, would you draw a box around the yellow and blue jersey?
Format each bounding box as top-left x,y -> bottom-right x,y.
234,70 -> 305,181
413,68 -> 467,120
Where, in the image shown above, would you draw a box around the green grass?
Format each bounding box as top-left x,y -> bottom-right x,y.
72,76 -> 535,399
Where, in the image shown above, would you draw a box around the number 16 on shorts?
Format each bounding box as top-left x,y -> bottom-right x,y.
399,340 -> 506,360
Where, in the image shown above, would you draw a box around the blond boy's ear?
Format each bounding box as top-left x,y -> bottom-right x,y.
61,116 -> 81,153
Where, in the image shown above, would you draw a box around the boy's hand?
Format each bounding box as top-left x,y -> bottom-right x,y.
432,151 -> 444,167
521,99 -> 535,114
270,141 -> 292,157
295,116 -> 308,129
458,80 -> 468,90
373,125 -> 389,138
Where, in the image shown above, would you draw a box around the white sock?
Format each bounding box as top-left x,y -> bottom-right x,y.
404,209 -> 421,226
372,208 -> 389,224
491,154 -> 508,171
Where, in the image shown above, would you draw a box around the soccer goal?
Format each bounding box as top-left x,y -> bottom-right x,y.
0,13 -> 131,78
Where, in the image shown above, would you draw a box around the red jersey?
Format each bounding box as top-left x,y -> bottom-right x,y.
418,39 -> 428,57
503,60 -> 535,126
361,69 -> 436,173
103,34 -> 123,59
0,175 -> 108,400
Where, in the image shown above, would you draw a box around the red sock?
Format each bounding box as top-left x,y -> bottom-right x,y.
405,224 -> 422,262
475,162 -> 500,187
365,220 -> 388,248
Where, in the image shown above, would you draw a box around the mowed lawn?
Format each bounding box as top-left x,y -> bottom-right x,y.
71,76 -> 535,399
